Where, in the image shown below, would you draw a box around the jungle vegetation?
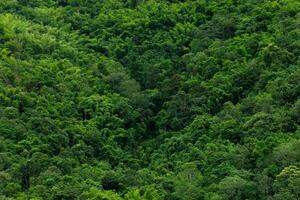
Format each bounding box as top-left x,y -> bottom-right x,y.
0,0 -> 299,199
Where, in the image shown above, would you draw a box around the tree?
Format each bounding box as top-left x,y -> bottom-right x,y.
173,162 -> 205,200
83,187 -> 122,200
218,175 -> 256,200
273,166 -> 300,200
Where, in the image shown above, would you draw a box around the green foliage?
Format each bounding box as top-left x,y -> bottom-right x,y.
0,0 -> 299,199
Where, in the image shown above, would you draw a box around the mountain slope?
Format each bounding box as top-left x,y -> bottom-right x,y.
0,0 -> 299,199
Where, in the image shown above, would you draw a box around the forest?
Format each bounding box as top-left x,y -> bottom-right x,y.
0,0 -> 299,199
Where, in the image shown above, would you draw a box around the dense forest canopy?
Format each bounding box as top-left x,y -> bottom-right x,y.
0,0 -> 299,199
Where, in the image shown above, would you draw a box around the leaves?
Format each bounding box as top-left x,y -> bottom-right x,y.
0,0 -> 299,199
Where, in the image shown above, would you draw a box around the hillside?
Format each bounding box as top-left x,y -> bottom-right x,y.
0,0 -> 299,199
